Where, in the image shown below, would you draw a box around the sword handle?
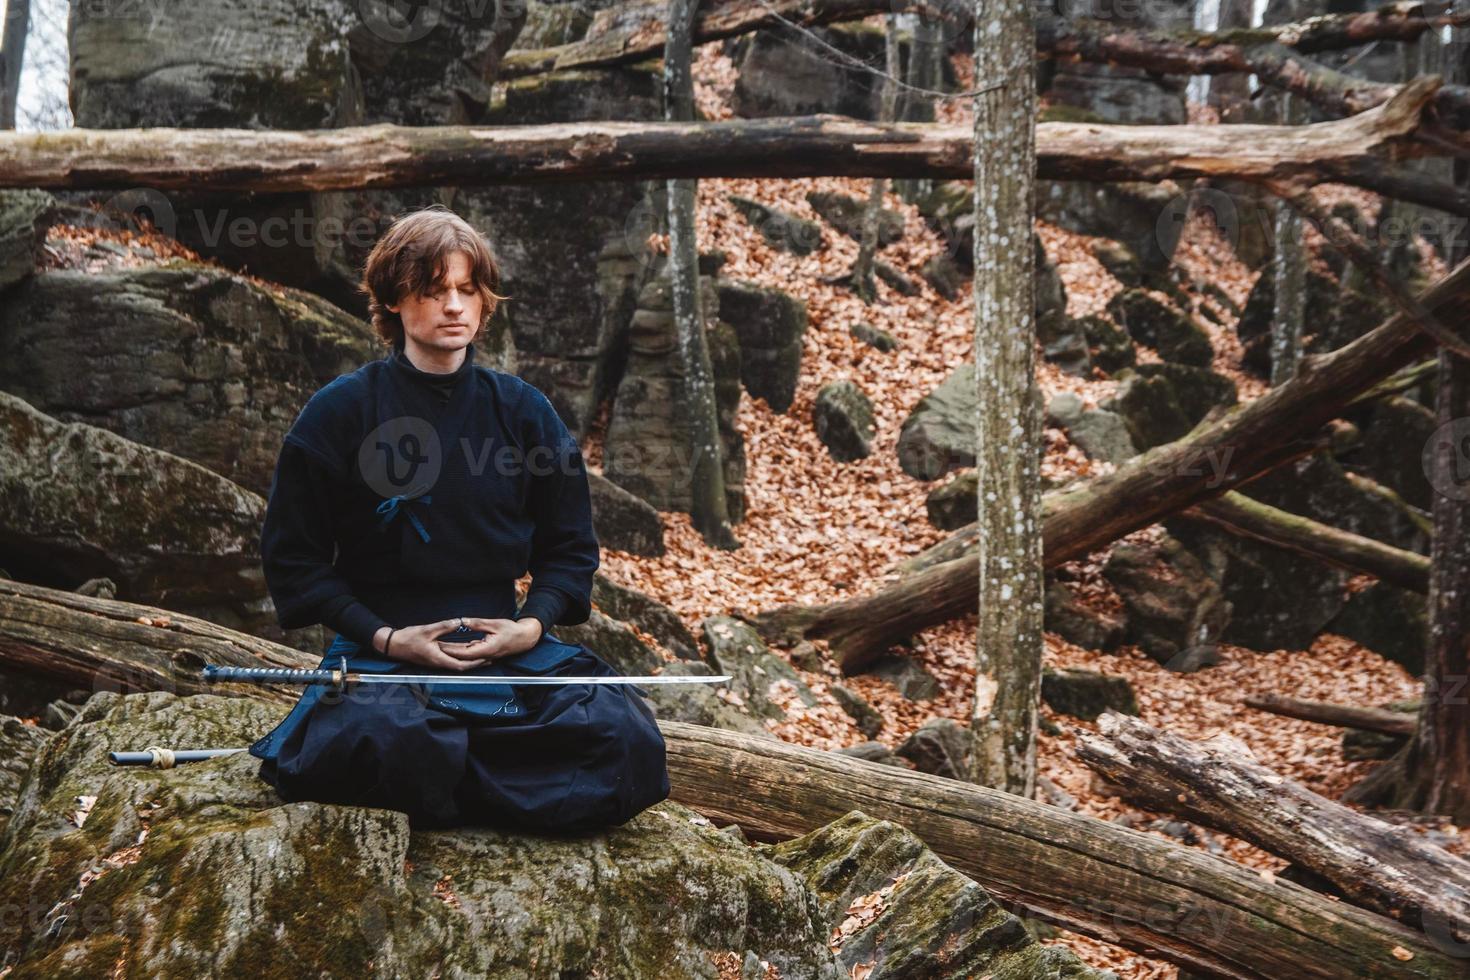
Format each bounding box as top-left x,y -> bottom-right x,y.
201,664 -> 341,685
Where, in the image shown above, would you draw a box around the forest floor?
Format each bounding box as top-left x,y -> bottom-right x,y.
581,42 -> 1458,979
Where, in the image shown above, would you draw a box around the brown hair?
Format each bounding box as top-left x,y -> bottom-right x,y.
358,204 -> 510,348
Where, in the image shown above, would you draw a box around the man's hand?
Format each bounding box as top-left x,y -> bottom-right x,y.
377,619 -> 494,671
443,616 -> 543,663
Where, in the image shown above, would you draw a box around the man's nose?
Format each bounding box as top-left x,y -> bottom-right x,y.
444,289 -> 464,312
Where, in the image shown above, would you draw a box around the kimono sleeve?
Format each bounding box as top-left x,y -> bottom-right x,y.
260,439 -> 388,645
517,386 -> 600,627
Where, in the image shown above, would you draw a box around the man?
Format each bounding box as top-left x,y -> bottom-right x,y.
248,204 -> 670,832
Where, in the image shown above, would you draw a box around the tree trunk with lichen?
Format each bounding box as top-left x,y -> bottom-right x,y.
967,0 -> 1042,797
663,0 -> 737,550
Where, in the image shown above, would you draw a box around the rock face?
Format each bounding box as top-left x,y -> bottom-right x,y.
727,195 -> 824,256
1324,581 -> 1428,677
727,23 -> 952,121
0,694 -> 1087,978
0,189 -> 54,291
0,262 -> 383,495
590,575 -> 700,662
813,379 -> 877,462
462,65 -> 666,437
0,392 -> 266,608
1041,669 -> 1139,721
701,616 -> 818,722
715,280 -> 808,413
69,0 -> 358,129
603,272 -> 747,521
896,718 -> 972,780
805,191 -> 905,246
1043,579 -> 1125,652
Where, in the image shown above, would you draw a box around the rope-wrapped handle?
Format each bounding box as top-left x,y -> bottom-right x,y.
201,664 -> 340,685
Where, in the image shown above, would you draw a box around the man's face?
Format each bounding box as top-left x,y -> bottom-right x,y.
388,250 -> 483,353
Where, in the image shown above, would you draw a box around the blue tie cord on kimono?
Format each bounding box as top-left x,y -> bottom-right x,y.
249,341 -> 671,832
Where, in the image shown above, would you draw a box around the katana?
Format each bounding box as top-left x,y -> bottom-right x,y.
198,660 -> 732,689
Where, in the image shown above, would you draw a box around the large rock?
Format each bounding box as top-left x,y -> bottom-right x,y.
1235,267 -> 1392,376
603,271 -> 747,521
896,718 -> 971,779
588,472 -> 666,557
0,692 -> 844,977
1345,395 -> 1437,512
0,262 -> 383,495
897,364 -> 976,481
1103,536 -> 1232,671
70,0 -> 357,129
0,391 -> 265,609
1038,181 -> 1183,274
1044,579 -> 1125,652
715,280 -> 808,413
727,195 -> 825,256
1241,451 -> 1429,555
762,812 -> 1110,980
1041,669 -> 1139,721
1166,519 -> 1350,652
641,661 -> 772,737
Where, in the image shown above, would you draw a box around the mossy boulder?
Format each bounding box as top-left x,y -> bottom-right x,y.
1101,363 -> 1237,451
1103,536 -> 1232,672
591,575 -> 701,662
763,811 -> 1111,979
0,189 -> 55,292
1105,289 -> 1213,368
813,379 -> 877,463
701,616 -> 818,722
588,472 -> 667,557
716,280 -> 809,414
805,191 -> 904,247
1041,669 -> 1139,721
0,692 -> 1087,977
1043,579 -> 1125,652
0,715 -> 50,839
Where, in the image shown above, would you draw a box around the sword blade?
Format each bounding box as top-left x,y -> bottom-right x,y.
348,673 -> 731,686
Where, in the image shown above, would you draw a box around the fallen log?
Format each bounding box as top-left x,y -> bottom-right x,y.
1075,712 -> 1470,949
0,81 -> 1447,208
1179,492 -> 1431,594
0,578 -> 304,705
749,257 -> 1470,673
1245,693 -> 1420,736
666,720 -> 1467,979
1,580 -> 1460,977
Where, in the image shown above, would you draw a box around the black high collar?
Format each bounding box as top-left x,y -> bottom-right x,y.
389,341 -> 475,390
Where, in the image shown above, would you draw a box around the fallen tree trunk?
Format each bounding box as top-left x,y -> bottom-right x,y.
1,580 -> 1460,977
665,720 -> 1466,979
1245,693 -> 1420,736
1075,712 -> 1470,948
900,487 -> 1430,593
0,578 -> 304,705
0,81 -> 1448,207
748,258 -> 1470,673
1179,492 -> 1431,594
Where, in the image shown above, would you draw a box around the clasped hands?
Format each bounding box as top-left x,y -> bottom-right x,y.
371,616 -> 543,671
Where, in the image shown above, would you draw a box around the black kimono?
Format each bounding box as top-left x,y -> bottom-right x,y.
247,340 -> 670,833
